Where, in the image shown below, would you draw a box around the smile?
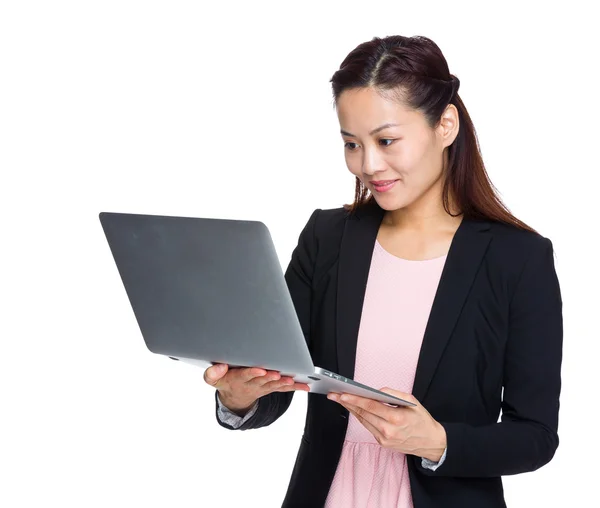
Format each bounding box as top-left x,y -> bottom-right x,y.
371,180 -> 398,193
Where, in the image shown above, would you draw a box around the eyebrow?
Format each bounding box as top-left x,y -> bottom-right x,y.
340,122 -> 402,137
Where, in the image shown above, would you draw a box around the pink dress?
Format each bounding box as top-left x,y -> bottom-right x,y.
324,240 -> 447,508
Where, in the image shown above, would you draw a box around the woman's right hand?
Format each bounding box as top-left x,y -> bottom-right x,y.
203,363 -> 311,415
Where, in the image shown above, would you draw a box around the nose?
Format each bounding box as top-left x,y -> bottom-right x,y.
361,146 -> 387,177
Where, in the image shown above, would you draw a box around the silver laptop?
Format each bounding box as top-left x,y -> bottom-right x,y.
99,211 -> 415,408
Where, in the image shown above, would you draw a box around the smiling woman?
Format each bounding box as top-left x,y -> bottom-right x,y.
333,38 -> 536,237
206,34 -> 563,508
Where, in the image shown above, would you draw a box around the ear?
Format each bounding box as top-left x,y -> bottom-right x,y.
438,103 -> 460,148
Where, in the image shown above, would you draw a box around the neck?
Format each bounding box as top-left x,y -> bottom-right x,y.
381,198 -> 463,234
379,171 -> 463,233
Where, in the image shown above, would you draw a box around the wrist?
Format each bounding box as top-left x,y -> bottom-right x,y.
218,391 -> 257,417
421,422 -> 447,462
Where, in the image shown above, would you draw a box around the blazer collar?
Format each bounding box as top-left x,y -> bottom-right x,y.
335,200 -> 492,402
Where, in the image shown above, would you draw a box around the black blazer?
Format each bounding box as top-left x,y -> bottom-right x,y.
216,200 -> 563,508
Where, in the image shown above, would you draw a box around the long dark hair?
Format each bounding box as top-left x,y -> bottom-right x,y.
330,35 -> 537,234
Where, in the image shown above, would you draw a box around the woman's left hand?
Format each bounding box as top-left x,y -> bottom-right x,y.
328,388 -> 447,462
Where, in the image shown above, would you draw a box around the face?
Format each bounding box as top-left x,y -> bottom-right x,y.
336,87 -> 458,217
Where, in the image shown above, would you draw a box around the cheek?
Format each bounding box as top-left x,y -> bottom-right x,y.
391,145 -> 419,171
393,147 -> 434,182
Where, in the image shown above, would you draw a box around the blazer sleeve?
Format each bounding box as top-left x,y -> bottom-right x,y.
416,236 -> 563,477
215,208 -> 320,431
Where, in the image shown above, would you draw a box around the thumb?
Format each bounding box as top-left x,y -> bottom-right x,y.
379,387 -> 407,397
379,387 -> 418,405
204,363 -> 228,385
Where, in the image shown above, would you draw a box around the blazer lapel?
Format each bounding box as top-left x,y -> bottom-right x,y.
335,200 -> 492,401
411,216 -> 491,401
336,201 -> 385,380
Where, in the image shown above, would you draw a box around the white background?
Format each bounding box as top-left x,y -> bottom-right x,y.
1,1 -> 598,506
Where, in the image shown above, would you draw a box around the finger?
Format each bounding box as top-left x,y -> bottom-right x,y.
281,382 -> 311,392
276,376 -> 309,389
203,363 -> 229,386
344,405 -> 385,442
339,399 -> 388,428
264,379 -> 310,392
378,387 -> 419,405
252,371 -> 284,387
239,367 -> 268,382
335,394 -> 396,422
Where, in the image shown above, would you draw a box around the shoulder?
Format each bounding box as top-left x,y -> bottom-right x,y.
312,206 -> 350,236
488,220 -> 551,247
295,207 -> 349,283
291,206 -> 349,258
294,206 -> 348,248
484,220 -> 558,298
486,220 -> 555,262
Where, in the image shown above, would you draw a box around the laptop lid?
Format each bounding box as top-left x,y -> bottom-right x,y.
99,211 -> 315,375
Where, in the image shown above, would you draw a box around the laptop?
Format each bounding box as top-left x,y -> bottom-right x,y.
99,211 -> 415,408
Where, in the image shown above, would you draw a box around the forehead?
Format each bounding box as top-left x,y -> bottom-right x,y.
336,87 -> 419,129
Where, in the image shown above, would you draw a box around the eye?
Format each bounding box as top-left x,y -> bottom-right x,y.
344,139 -> 395,151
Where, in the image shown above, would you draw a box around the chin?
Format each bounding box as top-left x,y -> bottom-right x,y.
371,194 -> 407,212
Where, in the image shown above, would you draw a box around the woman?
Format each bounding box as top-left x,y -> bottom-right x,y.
203,35 -> 563,508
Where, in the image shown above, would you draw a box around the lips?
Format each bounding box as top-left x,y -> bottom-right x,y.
371,179 -> 399,193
